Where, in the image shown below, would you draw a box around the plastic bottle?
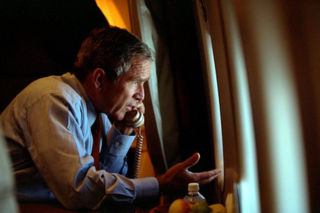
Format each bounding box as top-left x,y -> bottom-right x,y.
184,182 -> 206,204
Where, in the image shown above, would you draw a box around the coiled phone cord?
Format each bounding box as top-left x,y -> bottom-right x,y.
124,110 -> 144,178
133,127 -> 143,178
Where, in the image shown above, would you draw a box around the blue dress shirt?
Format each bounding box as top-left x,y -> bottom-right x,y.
0,73 -> 159,210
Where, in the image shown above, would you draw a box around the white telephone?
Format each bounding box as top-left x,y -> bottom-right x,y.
124,110 -> 144,129
124,110 -> 144,178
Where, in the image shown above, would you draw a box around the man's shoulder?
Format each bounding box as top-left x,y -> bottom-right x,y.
27,74 -> 80,96
16,74 -> 84,108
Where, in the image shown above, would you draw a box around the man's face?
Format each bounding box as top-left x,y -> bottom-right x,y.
98,57 -> 150,121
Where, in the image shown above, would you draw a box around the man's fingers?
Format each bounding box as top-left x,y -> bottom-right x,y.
135,102 -> 145,114
196,169 -> 222,184
180,153 -> 200,170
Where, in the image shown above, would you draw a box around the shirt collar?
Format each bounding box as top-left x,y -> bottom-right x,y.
60,72 -> 97,127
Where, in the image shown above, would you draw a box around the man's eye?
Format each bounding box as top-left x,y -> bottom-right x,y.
135,81 -> 143,86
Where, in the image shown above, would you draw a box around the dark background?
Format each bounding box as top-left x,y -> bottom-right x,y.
0,0 -> 108,112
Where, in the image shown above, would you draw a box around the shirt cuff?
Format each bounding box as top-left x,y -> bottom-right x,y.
106,125 -> 136,156
132,177 -> 159,201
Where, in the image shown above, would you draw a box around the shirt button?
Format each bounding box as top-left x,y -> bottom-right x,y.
115,141 -> 120,146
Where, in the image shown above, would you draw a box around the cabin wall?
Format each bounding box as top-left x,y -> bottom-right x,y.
195,0 -> 320,212
233,0 -> 319,212
280,1 -> 320,212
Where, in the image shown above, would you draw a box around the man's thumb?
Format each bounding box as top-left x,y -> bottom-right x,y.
181,153 -> 200,170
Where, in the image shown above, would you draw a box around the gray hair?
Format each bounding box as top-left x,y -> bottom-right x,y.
73,26 -> 152,82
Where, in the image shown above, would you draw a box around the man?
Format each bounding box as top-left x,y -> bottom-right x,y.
0,26 -> 221,210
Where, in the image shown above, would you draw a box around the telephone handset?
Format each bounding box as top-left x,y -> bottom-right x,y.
124,110 -> 144,178
124,110 -> 144,128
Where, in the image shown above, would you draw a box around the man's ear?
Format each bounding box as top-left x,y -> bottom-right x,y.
92,68 -> 105,89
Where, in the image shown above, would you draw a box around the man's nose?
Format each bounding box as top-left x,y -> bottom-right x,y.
134,85 -> 145,101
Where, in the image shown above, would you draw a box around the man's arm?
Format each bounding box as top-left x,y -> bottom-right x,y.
25,94 -> 158,210
100,113 -> 136,174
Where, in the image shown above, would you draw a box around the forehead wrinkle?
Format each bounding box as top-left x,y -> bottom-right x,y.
125,58 -> 150,82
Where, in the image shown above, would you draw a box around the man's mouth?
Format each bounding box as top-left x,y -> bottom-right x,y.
126,105 -> 134,112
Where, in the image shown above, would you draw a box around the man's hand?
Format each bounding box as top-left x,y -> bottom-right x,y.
114,103 -> 145,135
114,121 -> 135,135
156,153 -> 222,194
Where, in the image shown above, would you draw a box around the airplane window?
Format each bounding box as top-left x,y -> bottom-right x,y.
218,1 -> 260,212
194,0 -> 225,192
194,0 -> 260,212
